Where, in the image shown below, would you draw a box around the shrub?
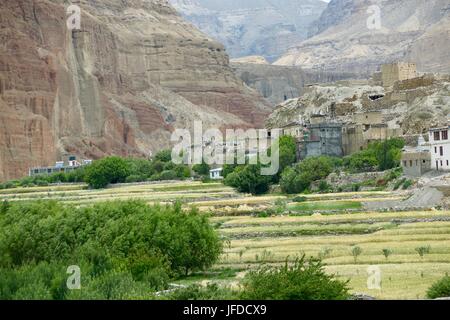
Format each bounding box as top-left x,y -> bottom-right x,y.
342,138 -> 404,173
393,178 -> 406,190
84,156 -> 131,189
150,160 -> 165,174
415,245 -> 431,258
174,165 -> 191,179
126,158 -> 154,178
192,162 -> 210,176
427,276 -> 450,299
402,179 -> 413,190
159,170 -> 177,181
343,149 -> 378,173
163,161 -> 176,171
149,173 -> 161,181
154,149 -> 172,162
318,180 -> 332,193
292,196 -> 307,203
166,283 -> 236,300
280,157 -> 334,194
125,175 -> 146,183
222,164 -> 238,179
239,256 -> 350,300
224,164 -> 272,195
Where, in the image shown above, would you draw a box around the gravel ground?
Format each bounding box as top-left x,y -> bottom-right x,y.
364,186 -> 444,210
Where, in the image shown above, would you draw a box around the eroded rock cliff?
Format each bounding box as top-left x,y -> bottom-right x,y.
0,0 -> 271,180
169,0 -> 327,62
231,62 -> 358,105
275,0 -> 450,75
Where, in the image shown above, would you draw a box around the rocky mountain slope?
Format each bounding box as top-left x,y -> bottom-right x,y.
169,0 -> 327,62
275,0 -> 450,75
267,75 -> 450,139
0,0 -> 270,181
231,61 -> 358,105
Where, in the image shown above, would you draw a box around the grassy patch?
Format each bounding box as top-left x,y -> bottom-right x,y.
289,201 -> 363,212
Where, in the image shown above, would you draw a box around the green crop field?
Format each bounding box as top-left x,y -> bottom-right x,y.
1,180 -> 449,299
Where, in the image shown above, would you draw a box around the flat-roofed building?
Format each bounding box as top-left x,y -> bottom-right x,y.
429,125 -> 450,171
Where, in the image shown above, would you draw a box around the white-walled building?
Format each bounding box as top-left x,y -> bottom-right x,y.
429,126 -> 450,171
209,168 -> 223,180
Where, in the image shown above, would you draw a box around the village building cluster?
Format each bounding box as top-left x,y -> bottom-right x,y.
29,155 -> 92,177
29,62 -> 449,180
276,61 -> 450,177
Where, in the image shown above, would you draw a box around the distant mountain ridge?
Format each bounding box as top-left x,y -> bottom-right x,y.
169,0 -> 328,62
275,0 -> 450,75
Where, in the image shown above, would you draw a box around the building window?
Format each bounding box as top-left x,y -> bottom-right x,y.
443,130 -> 448,140
441,160 -> 443,167
423,160 -> 426,164
410,160 -> 413,167
434,131 -> 440,141
403,161 -> 407,167
435,147 -> 437,153
440,146 -> 444,156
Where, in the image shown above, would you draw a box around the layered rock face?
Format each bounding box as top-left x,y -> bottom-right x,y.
231,62 -> 358,105
169,0 -> 327,62
0,0 -> 270,181
275,0 -> 450,75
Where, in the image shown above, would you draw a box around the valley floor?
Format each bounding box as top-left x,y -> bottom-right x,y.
2,180 -> 450,299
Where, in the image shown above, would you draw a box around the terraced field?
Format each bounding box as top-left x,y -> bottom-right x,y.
2,181 -> 449,299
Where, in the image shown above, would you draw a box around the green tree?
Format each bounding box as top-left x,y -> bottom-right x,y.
374,138 -> 404,171
277,135 -> 297,176
84,156 -> 131,189
343,149 -> 378,173
0,200 -> 223,299
150,160 -> 165,174
159,170 -> 177,180
192,161 -> 211,176
126,158 -> 154,178
382,248 -> 393,260
280,156 -> 334,194
239,256 -> 349,300
351,246 -> 362,262
154,149 -> 172,162
427,276 -> 450,299
174,164 -> 191,179
224,164 -> 272,195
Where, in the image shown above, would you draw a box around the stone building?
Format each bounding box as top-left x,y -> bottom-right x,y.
401,151 -> 431,177
342,111 -> 402,155
401,136 -> 431,177
280,121 -> 304,140
299,122 -> 343,159
381,62 -> 417,87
